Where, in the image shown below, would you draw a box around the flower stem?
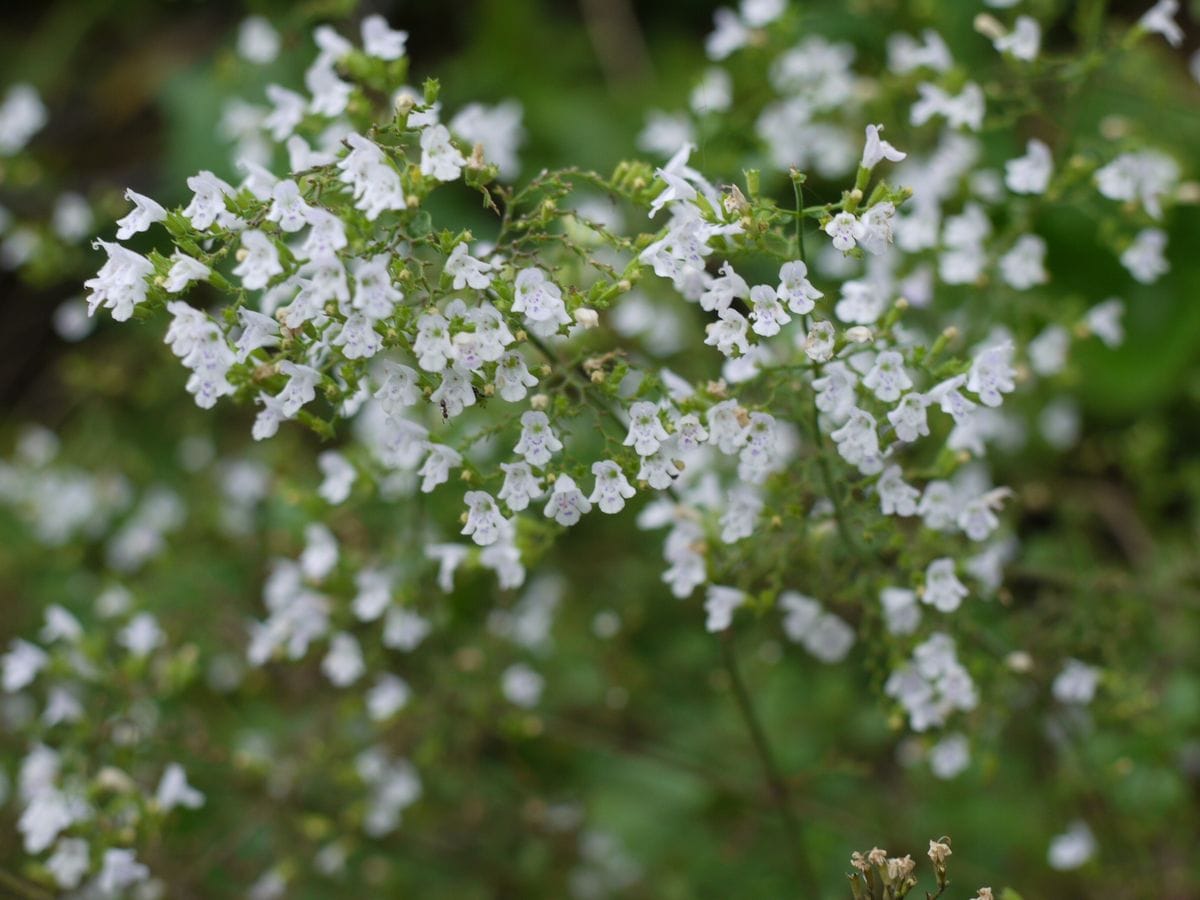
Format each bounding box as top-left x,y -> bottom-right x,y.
719,629 -> 817,887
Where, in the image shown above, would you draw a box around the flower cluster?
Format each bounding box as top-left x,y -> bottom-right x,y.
0,0 -> 1191,892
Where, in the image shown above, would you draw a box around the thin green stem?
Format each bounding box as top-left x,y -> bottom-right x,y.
719,630 -> 817,887
792,176 -> 807,265
0,869 -> 55,900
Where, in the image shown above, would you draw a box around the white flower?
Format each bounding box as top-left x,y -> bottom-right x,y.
84,240 -> 154,322
862,350 -> 912,402
1139,0 -> 1183,46
778,591 -> 856,663
352,568 -> 392,621
19,788 -> 80,854
233,230 -> 283,290
929,374 -> 978,423
638,451 -> 682,490
923,558 -> 968,612
119,612 -> 165,656
430,365 -> 476,418
854,202 -> 896,255
164,252 -> 211,293
418,444 -> 462,493
861,123 -> 906,170
803,320 -> 836,361
672,413 -> 708,453
805,612 -> 856,663
1053,658 -> 1100,705
40,606 -> 83,644
887,29 -> 953,74
462,491 -> 506,546
306,56 -> 352,117
888,392 -> 930,442
2,639 -> 47,692
814,363 -> 859,423
512,267 -> 570,336
337,133 -> 406,220
706,8 -> 749,60
779,591 -> 820,642
877,465 -> 919,517
637,110 -> 695,156
277,361 -> 320,417
348,256 -> 401,321
911,82 -> 985,131
375,362 -> 421,414
383,608 -> 431,651
967,341 -> 1016,407
958,487 -> 1012,541
589,461 -> 636,514
824,211 -> 859,252
444,242 -> 494,290
1095,150 -> 1178,219
777,260 -> 823,314
704,307 -> 752,357
322,632 -> 365,686
450,100 -> 525,179
183,170 -> 235,230
999,234 -> 1048,290
748,284 -> 790,336
704,585 -> 745,632
835,279 -> 887,325
46,837 -> 90,889
741,0 -> 784,26
52,193 -> 92,242
831,408 -> 882,474
317,451 -> 356,504
1005,139 -> 1053,194
993,15 -> 1041,60
97,849 -> 150,895
544,475 -> 592,526
494,351 -> 538,402
1029,324 -> 1070,376
298,208 -> 349,261
265,179 -> 312,233
514,411 -> 563,467
918,481 -> 959,531
0,84 -> 48,155
413,312 -> 453,372
499,462 -> 544,512
706,399 -> 748,453
691,67 -> 734,114
238,16 -> 280,64
720,487 -> 762,543
115,189 -> 167,240
929,733 -> 971,779
470,304 -> 513,360
361,14 -> 408,59
1084,298 -> 1124,347
1048,821 -> 1096,871
367,675 -> 411,720
155,763 -> 204,811
419,124 -> 465,181
1120,227 -> 1168,284
880,587 -> 921,635
700,262 -> 750,313
624,401 -> 670,456
501,663 -> 544,707
738,412 -> 779,484
263,85 -> 305,142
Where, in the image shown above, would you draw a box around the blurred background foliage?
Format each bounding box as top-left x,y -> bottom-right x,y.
2,1 -> 1200,898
